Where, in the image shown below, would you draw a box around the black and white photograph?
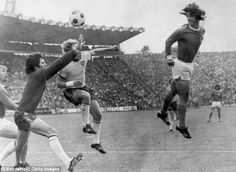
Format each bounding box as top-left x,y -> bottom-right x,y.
0,0 -> 235,171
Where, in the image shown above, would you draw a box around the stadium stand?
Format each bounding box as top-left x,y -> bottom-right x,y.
124,52 -> 236,107
0,50 -> 235,111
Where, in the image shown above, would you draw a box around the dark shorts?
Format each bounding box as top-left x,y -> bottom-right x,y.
63,85 -> 97,106
14,111 -> 37,132
168,101 -> 177,111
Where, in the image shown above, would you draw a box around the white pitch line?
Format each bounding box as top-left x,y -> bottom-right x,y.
27,150 -> 236,154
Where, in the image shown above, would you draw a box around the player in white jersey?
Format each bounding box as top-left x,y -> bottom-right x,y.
59,40 -> 96,134
57,37 -> 118,154
0,65 -> 29,169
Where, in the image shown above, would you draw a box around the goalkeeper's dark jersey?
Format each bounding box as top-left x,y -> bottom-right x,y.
17,50 -> 77,113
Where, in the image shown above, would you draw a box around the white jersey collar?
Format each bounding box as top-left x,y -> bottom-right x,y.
188,25 -> 201,31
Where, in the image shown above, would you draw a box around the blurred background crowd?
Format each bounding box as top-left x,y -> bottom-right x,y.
0,42 -> 235,111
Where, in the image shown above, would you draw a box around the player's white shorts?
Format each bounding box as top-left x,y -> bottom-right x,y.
0,117 -> 17,136
211,101 -> 222,108
172,58 -> 194,80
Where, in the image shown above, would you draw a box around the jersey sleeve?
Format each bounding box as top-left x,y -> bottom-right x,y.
210,91 -> 214,99
165,28 -> 183,56
40,50 -> 78,80
220,92 -> 223,101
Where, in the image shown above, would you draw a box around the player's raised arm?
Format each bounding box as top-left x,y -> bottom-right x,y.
0,87 -> 18,110
165,29 -> 182,56
42,49 -> 81,80
209,90 -> 214,102
165,29 -> 182,66
90,45 -> 119,56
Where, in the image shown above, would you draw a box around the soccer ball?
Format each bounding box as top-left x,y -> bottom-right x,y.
69,10 -> 85,27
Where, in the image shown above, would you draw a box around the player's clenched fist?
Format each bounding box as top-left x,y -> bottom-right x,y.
108,45 -> 119,52
166,59 -> 175,66
166,55 -> 175,66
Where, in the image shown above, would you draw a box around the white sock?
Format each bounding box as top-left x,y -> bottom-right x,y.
92,122 -> 101,144
48,136 -> 71,168
0,141 -> 16,164
173,114 -> 177,121
169,120 -> 173,130
21,144 -> 28,163
81,104 -> 90,126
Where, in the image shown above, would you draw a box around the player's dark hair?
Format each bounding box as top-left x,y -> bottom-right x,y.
25,53 -> 42,74
180,3 -> 206,21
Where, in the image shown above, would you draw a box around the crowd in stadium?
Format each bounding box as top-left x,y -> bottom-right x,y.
125,51 -> 236,107
0,49 -> 235,111
0,41 -> 61,54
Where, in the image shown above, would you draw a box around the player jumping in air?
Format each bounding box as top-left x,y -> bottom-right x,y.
14,43 -> 83,172
0,65 -> 29,169
58,38 -> 96,136
157,3 -> 206,139
207,84 -> 223,123
57,37 -> 119,154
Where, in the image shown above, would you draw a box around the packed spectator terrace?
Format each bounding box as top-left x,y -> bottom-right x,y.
0,44 -> 235,111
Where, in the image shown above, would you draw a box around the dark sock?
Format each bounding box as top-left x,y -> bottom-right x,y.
161,94 -> 174,114
177,104 -> 186,128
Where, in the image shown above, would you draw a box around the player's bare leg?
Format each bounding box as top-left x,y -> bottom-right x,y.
208,107 -> 215,123
1,142 -> 28,168
20,144 -> 29,167
216,107 -> 221,122
0,122 -> 17,166
30,118 -> 83,171
0,141 -> 15,165
90,100 -> 106,154
168,111 -> 173,132
29,118 -> 82,171
173,111 -> 178,121
73,90 -> 96,134
0,121 -> 29,167
0,120 -> 18,139
15,130 -> 30,168
168,110 -> 177,132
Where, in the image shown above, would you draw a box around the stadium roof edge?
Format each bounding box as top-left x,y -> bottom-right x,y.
0,12 -> 145,33
0,14 -> 144,45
